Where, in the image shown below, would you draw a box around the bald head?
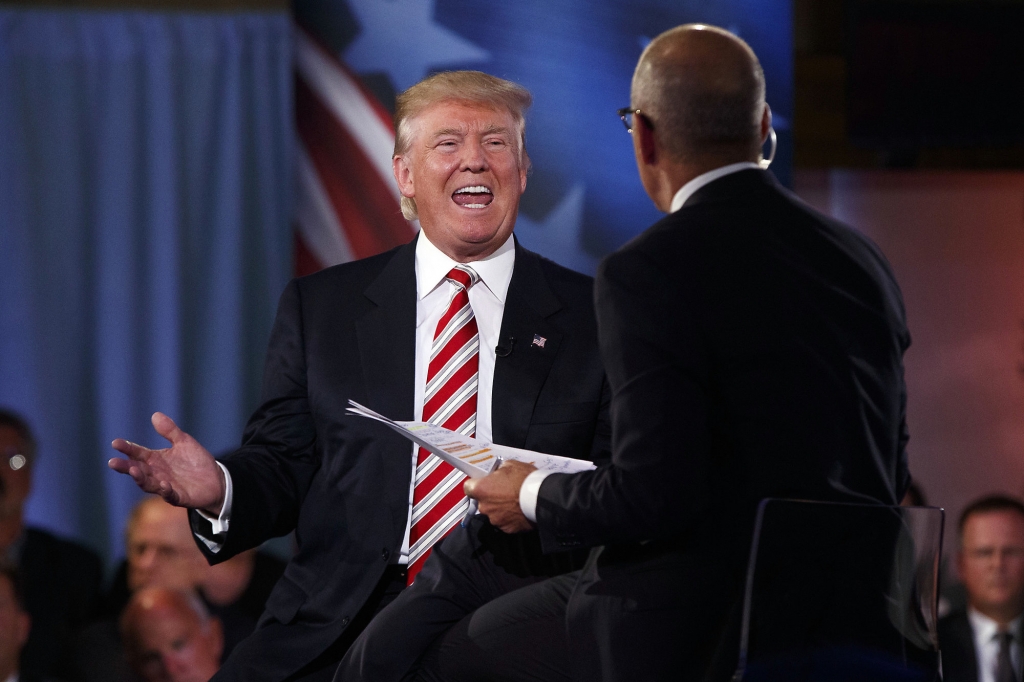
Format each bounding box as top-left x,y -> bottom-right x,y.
632,24 -> 766,165
121,587 -> 222,682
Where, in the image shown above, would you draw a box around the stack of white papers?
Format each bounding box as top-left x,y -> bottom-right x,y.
346,400 -> 596,478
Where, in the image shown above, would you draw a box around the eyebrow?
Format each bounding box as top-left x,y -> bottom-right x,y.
429,125 -> 511,139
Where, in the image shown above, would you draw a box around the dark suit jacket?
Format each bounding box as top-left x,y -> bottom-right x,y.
535,169 -> 911,681
940,610 -> 980,682
190,237 -> 610,681
18,526 -> 104,681
939,609 -> 1024,682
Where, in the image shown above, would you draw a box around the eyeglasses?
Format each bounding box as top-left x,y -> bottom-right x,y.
617,107 -> 647,134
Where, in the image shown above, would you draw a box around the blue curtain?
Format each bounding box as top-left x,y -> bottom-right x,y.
0,8 -> 293,567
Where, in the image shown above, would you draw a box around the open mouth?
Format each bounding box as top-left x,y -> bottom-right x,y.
452,185 -> 493,209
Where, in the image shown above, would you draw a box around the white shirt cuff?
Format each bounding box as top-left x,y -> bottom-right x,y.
519,469 -> 553,523
194,461 -> 233,553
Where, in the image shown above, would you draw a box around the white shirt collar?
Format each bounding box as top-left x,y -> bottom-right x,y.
415,231 -> 516,304
969,606 -> 1024,643
669,161 -> 760,213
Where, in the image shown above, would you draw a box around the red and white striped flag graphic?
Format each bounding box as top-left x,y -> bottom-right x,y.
292,23 -> 416,276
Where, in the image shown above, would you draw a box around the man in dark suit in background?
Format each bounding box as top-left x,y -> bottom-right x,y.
0,408 -> 104,681
436,24 -> 911,682
0,563 -> 36,682
108,71 -> 609,682
940,495 -> 1024,682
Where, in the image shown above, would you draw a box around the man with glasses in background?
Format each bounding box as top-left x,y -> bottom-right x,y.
0,409 -> 103,681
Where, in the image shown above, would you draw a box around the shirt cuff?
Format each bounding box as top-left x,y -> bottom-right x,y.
519,469 -> 553,523
194,462 -> 233,553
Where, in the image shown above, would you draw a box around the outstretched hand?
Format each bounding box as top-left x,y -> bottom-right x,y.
464,459 -> 537,534
108,412 -> 225,515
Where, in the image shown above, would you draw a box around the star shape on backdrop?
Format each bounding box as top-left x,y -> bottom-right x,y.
514,184 -> 599,275
344,0 -> 490,92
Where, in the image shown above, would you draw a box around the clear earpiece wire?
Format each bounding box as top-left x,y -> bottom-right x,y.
759,126 -> 777,170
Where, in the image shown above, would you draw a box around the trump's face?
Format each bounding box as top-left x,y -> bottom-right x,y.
394,101 -> 527,262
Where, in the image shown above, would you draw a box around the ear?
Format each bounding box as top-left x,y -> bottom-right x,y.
760,103 -> 772,145
635,114 -> 658,167
393,155 -> 415,199
518,152 -> 529,195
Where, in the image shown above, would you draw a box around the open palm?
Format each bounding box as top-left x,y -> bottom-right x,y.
108,412 -> 225,514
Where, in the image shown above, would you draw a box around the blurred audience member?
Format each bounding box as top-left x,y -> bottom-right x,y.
75,497 -> 208,682
200,548 -> 284,658
125,498 -> 210,595
0,408 -> 103,680
939,495 -> 1024,682
121,587 -> 222,682
74,497 -> 283,681
0,562 -> 34,682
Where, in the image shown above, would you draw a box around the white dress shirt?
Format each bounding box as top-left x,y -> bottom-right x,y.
968,608 -> 1023,682
518,161 -> 760,522
4,673 -> 18,682
198,232 -> 516,562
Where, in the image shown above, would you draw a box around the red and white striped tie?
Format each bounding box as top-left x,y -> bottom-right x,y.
407,265 -> 480,583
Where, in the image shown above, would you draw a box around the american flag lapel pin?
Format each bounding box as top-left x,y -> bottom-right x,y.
532,334 -> 547,349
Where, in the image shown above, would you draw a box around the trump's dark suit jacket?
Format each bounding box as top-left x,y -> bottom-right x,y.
535,169 -> 911,681
190,237 -> 610,681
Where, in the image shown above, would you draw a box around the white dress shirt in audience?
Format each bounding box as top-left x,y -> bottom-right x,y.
968,608 -> 1023,682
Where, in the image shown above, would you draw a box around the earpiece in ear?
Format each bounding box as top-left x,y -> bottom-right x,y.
759,126 -> 777,170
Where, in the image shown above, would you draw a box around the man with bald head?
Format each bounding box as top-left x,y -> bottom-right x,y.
121,587 -> 223,682
434,24 -> 911,681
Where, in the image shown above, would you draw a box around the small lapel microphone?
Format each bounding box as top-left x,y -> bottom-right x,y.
495,337 -> 515,357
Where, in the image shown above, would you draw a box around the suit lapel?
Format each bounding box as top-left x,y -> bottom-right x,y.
355,238 -> 417,422
491,241 -> 563,449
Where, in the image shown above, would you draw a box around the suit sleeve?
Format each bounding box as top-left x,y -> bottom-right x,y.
190,279 -> 320,562
535,248 -> 712,551
588,375 -> 613,467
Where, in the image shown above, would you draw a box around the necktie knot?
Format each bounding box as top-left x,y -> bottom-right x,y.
446,265 -> 479,292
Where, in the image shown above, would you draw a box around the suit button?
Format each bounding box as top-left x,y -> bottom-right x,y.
381,548 -> 390,562
341,617 -> 350,627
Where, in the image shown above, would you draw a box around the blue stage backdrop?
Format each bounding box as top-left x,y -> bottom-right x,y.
294,0 -> 793,275
0,8 -> 293,564
0,1 -> 790,568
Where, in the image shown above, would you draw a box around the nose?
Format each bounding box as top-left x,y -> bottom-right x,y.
461,138 -> 488,172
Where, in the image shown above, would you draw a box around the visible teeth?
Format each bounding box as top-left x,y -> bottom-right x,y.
454,186 -> 491,194
463,203 -> 486,208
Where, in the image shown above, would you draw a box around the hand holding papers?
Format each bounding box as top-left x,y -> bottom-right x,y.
345,400 -> 596,477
